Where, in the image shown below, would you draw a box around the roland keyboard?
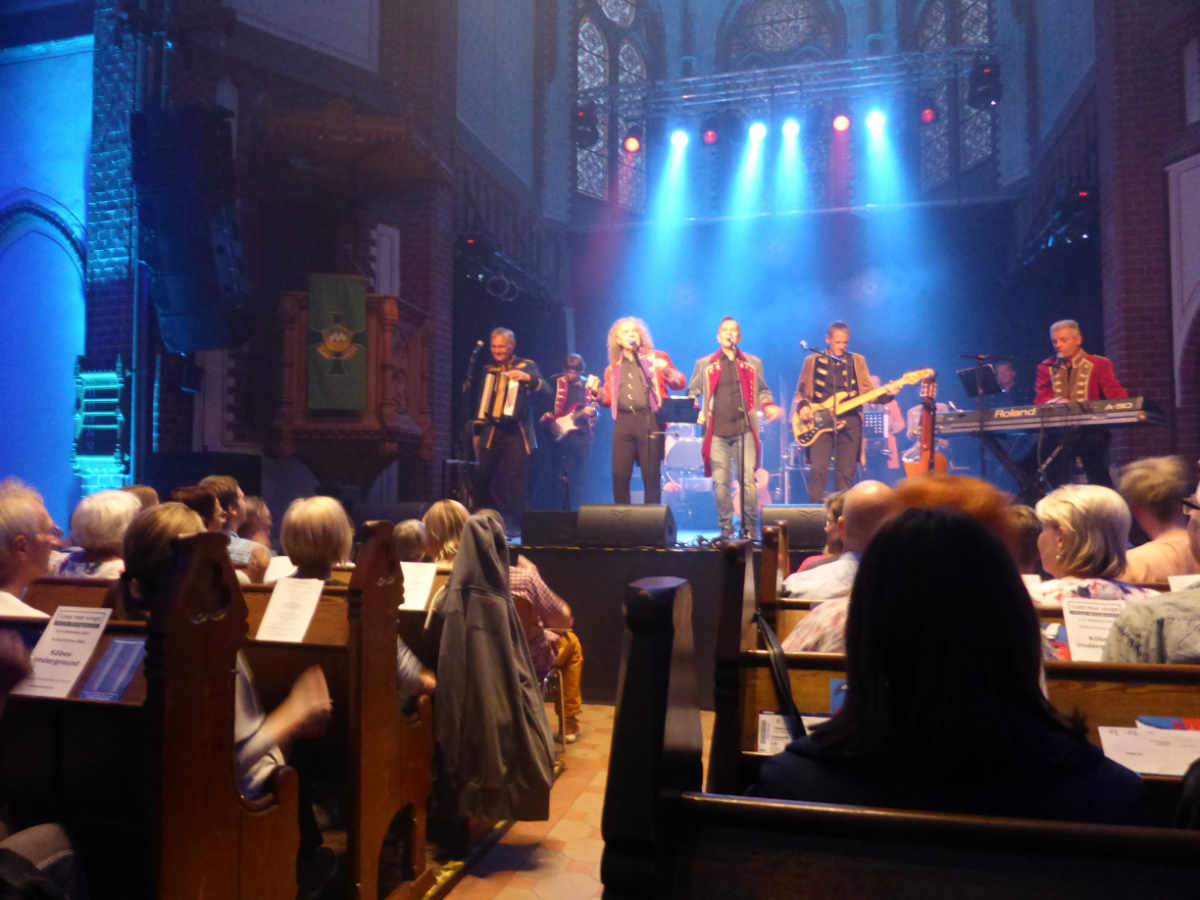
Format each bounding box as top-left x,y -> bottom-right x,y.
936,397 -> 1165,435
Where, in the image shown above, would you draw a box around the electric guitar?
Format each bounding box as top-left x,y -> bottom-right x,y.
546,379 -> 599,442
793,368 -> 933,448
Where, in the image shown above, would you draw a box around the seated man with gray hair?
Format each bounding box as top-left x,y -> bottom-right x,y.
0,478 -> 60,619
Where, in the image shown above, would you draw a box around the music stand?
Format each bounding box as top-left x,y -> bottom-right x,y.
659,396 -> 700,424
956,362 -> 1002,481
955,364 -> 1001,398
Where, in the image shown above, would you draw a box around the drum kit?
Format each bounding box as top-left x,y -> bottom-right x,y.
661,417 -> 780,522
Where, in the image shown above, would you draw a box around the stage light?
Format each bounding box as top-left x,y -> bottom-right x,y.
781,118 -> 800,138
700,114 -> 721,146
748,121 -> 767,141
622,125 -> 644,154
670,129 -> 689,148
919,106 -> 937,124
573,102 -> 599,147
967,57 -> 1001,109
865,110 -> 886,131
832,114 -> 850,132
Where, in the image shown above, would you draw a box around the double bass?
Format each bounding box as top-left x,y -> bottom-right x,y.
903,373 -> 949,477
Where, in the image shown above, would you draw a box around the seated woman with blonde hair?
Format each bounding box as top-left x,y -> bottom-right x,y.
422,499 -> 470,572
278,496 -> 354,581
1031,484 -> 1158,609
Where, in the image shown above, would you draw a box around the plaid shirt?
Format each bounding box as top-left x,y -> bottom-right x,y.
508,564 -> 569,678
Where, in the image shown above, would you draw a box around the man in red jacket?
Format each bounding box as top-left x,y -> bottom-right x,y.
595,317 -> 686,505
1033,319 -> 1128,489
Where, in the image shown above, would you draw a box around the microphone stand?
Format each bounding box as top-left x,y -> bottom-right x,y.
960,352 -> 992,481
730,342 -> 754,540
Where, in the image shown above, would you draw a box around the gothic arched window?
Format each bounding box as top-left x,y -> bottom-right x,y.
574,1 -> 654,209
916,0 -> 995,192
719,0 -> 845,71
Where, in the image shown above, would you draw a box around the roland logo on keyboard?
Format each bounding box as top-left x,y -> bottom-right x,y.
994,407 -> 1041,419
1107,400 -> 1135,410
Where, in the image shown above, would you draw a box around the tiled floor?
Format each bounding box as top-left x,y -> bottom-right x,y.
446,703 -> 713,899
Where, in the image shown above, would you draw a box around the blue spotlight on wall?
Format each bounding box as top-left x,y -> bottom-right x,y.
865,110 -> 886,132
781,118 -> 800,138
670,129 -> 689,148
748,121 -> 767,141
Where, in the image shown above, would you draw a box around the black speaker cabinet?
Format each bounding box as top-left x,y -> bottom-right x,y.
760,504 -> 827,550
520,510 -> 580,547
576,504 -> 676,548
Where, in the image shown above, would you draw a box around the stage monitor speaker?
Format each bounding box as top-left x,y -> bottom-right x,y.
576,504 -> 676,548
521,510 -> 579,547
760,504 -> 826,550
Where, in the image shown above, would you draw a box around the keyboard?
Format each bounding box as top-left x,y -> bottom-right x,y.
936,397 -> 1165,435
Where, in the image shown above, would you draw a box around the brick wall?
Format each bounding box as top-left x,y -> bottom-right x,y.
1094,0 -> 1200,465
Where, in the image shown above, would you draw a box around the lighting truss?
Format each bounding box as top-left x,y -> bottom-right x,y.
577,47 -> 984,117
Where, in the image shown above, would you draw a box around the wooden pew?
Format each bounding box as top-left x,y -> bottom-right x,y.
240,521 -> 436,900
22,575 -> 114,615
0,532 -> 299,899
601,574 -> 1200,899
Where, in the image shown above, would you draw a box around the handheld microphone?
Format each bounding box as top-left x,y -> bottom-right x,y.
800,340 -> 809,350
1051,356 -> 1067,370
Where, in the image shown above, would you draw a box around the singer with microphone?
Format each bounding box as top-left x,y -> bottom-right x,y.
596,317 -> 685,505
688,316 -> 782,540
1033,319 -> 1127,488
793,321 -> 880,502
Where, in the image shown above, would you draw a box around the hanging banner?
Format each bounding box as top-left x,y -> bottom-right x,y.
308,274 -> 368,412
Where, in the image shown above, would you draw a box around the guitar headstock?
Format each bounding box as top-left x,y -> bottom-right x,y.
919,372 -> 938,401
889,367 -> 935,391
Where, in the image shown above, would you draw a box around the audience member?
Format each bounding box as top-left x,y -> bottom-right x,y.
752,507 -> 1148,825
391,519 -> 427,563
433,512 -> 554,821
1116,455 -> 1200,585
1008,504 -> 1043,576
1104,481 -> 1200,663
781,481 -> 898,653
792,490 -> 846,573
279,496 -> 354,581
54,489 -> 142,579
199,475 -> 270,578
116,502 -> 206,618
1031,485 -> 1158,609
895,472 -> 1017,551
0,479 -> 59,619
238,496 -> 274,551
121,484 -> 159,509
170,486 -> 225,532
423,500 -> 470,570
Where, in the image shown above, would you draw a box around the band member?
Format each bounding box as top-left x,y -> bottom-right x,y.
688,317 -> 782,539
539,353 -> 596,510
596,318 -> 685,505
1033,318 -> 1127,488
794,321 -> 880,502
473,327 -> 547,533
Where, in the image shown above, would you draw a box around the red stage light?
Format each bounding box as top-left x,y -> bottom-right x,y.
832,114 -> 850,132
702,128 -> 719,145
623,134 -> 641,153
1077,190 -> 1090,198
920,107 -> 937,124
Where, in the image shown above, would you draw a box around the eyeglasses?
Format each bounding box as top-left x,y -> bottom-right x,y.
1184,498 -> 1200,518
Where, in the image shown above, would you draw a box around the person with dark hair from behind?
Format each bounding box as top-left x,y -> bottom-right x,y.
1007,504 -> 1044,577
199,475 -> 271,581
120,484 -> 159,510
752,507 -> 1148,825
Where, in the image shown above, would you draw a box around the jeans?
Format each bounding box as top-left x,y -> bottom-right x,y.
710,431 -> 758,537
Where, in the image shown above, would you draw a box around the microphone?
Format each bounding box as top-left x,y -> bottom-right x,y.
1051,356 -> 1067,370
800,340 -> 809,350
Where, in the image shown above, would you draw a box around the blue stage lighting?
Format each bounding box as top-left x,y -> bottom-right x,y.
670,129 -> 689,148
748,121 -> 767,141
781,118 -> 800,138
866,110 -> 886,132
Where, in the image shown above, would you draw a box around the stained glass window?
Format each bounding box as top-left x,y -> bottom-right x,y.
918,0 -> 950,190
615,41 -> 646,208
958,0 -> 995,170
576,18 -> 609,200
598,0 -> 635,28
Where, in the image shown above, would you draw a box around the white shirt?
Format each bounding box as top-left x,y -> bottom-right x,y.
0,589 -> 49,619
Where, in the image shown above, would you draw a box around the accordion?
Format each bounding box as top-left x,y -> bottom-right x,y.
476,367 -> 524,425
